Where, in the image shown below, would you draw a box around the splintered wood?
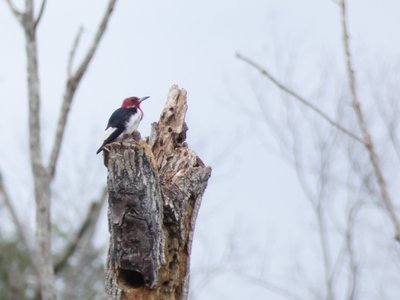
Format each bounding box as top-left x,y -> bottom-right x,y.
105,85 -> 211,300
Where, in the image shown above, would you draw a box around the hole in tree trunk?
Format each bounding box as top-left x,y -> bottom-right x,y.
118,269 -> 145,288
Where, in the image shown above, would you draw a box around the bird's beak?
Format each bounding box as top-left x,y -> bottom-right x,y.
139,96 -> 150,103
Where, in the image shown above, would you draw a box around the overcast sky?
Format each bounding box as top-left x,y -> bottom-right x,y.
1,0 -> 400,299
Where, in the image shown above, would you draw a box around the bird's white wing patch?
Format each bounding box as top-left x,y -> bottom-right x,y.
104,127 -> 119,141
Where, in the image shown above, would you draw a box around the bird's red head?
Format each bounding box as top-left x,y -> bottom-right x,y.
121,96 -> 150,108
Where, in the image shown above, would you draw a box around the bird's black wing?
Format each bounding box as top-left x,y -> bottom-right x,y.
96,127 -> 124,154
97,107 -> 138,154
105,107 -> 137,130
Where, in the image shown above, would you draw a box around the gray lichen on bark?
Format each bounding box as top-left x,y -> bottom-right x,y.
105,85 -> 211,300
106,140 -> 164,290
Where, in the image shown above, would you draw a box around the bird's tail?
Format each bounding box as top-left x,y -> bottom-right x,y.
96,145 -> 104,155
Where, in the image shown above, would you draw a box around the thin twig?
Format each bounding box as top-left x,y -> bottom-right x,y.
34,0 -> 47,29
73,0 -> 117,82
329,240 -> 347,288
54,186 -> 107,273
315,136 -> 335,300
345,201 -> 359,300
4,0 -> 23,20
286,101 -> 316,207
340,0 -> 400,242
374,96 -> 400,163
67,26 -> 84,77
316,196 -> 334,300
236,52 -> 364,144
329,170 -> 362,295
286,102 -> 339,299
387,120 -> 400,163
47,0 -> 118,179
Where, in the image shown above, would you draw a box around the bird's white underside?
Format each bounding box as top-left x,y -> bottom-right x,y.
103,110 -> 142,141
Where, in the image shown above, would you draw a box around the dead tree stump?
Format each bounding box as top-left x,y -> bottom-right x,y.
105,85 -> 212,300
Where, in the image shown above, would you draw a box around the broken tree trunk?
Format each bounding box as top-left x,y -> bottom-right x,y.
104,85 -> 212,300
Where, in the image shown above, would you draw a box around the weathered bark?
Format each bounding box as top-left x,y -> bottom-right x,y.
5,1 -> 119,298
22,3 -> 56,299
106,139 -> 164,295
105,85 -> 212,300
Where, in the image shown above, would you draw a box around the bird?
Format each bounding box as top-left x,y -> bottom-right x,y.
96,96 -> 149,154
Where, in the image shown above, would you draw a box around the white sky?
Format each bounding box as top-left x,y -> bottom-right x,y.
1,0 -> 400,299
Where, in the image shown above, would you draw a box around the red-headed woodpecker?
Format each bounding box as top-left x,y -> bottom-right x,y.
96,96 -> 149,154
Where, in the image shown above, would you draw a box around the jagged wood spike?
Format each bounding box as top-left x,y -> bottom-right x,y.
105,85 -> 211,300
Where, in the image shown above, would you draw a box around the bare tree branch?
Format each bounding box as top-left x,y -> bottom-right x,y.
0,172 -> 39,274
4,0 -> 23,20
73,0 -> 117,82
5,1 -> 118,298
286,104 -> 316,207
34,0 -> 47,29
54,186 -> 107,274
292,115 -> 335,300
193,232 -> 305,300
383,113 -> 400,163
316,202 -> 334,300
374,95 -> 400,163
236,52 -> 364,144
47,0 -> 118,179
18,2 -> 57,298
340,0 -> 400,242
67,26 -> 84,77
21,1 -> 43,177
345,201 -> 359,300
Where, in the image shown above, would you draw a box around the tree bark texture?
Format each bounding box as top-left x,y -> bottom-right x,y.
105,85 -> 211,300
23,6 -> 56,299
4,1 -> 118,299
